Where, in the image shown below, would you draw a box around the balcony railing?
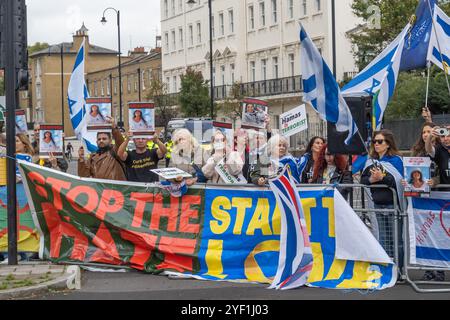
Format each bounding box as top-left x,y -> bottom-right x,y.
157,75 -> 304,107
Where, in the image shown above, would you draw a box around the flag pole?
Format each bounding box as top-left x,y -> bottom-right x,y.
426,0 -> 450,99
425,60 -> 431,107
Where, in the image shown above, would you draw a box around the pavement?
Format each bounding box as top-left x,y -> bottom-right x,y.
0,262 -> 81,300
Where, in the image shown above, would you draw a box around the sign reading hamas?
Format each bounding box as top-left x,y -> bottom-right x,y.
19,162 -> 396,290
279,104 -> 308,138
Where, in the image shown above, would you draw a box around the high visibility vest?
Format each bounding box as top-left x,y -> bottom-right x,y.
147,140 -> 159,150
165,140 -> 173,159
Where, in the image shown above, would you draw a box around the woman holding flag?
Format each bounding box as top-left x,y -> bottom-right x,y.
361,129 -> 405,268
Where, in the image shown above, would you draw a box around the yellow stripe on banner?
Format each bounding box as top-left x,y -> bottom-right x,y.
0,230 -> 40,253
300,198 -> 316,236
307,243 -> 324,283
338,262 -> 382,289
324,259 -> 347,281
244,240 -> 280,284
322,198 -> 335,238
204,240 -> 227,279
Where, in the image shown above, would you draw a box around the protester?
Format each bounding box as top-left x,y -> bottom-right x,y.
164,135 -> 173,168
66,142 -> 74,161
361,130 -> 404,261
312,144 -> 353,199
202,129 -> 244,184
234,128 -> 250,181
78,119 -> 127,181
170,128 -> 208,183
250,135 -> 298,186
117,132 -> 167,183
425,124 -> 450,189
299,136 -> 326,183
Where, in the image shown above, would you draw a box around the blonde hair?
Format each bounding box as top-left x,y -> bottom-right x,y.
172,128 -> 199,151
267,134 -> 289,156
16,134 -> 35,156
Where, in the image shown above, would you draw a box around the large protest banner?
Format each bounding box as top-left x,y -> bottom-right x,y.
408,194 -> 450,268
19,162 -> 396,290
0,184 -> 40,253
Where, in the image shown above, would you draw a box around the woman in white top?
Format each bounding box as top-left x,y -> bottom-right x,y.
41,131 -> 58,152
130,110 -> 149,130
88,105 -> 106,125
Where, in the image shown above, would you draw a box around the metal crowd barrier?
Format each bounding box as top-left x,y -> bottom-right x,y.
403,184 -> 450,293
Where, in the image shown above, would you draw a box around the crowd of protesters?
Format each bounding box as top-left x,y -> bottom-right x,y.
1,106 -> 448,281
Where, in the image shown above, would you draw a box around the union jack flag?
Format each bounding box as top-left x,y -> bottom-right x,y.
269,166 -> 313,290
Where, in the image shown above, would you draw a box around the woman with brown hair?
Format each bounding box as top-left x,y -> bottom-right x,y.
298,136 -> 326,183
311,144 -> 352,199
361,129 -> 405,265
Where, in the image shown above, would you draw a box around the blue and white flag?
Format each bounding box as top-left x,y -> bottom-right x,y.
343,24 -> 411,130
299,25 -> 358,144
269,166 -> 313,290
427,4 -> 450,74
67,39 -> 98,153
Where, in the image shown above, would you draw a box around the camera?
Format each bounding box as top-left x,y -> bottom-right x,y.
436,127 -> 450,137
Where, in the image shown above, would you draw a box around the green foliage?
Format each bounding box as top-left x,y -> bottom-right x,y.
220,82 -> 245,121
179,68 -> 211,117
386,66 -> 450,119
146,77 -> 179,130
0,76 -> 4,96
349,0 -> 450,71
28,42 -> 50,55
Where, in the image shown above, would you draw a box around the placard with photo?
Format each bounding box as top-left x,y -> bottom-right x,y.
128,102 -> 155,138
241,98 -> 268,130
403,157 -> 432,194
39,125 -> 64,158
86,98 -> 112,132
15,110 -> 28,134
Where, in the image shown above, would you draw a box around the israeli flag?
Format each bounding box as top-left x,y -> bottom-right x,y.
427,4 -> 450,74
343,24 -> 411,130
300,25 -> 358,144
67,39 -> 98,153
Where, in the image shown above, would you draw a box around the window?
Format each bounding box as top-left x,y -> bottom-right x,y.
271,0 -> 277,24
164,32 -> 169,52
179,27 -> 184,48
166,77 -> 170,92
171,30 -> 176,51
94,81 -> 98,96
229,10 -> 234,33
318,47 -> 322,56
196,22 -> 201,43
171,0 -> 175,16
178,0 -> 183,13
173,76 -> 177,92
219,13 -> 224,36
188,25 -> 193,46
272,57 -> 279,79
142,70 -> 146,90
36,84 -> 41,99
302,0 -> 307,16
101,80 -> 105,96
259,2 -> 266,27
230,63 -> 235,84
114,78 -> 118,95
288,0 -> 294,19
107,77 -> 111,96
316,0 -> 321,11
148,69 -> 153,83
249,5 -> 255,29
288,53 -> 295,77
164,0 -> 168,18
261,59 -> 267,80
250,61 -> 256,82
212,67 -> 216,87
211,15 -> 215,38
127,76 -> 131,93
134,74 -> 138,92
220,65 -> 225,85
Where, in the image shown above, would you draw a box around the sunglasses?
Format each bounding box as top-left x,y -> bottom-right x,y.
373,139 -> 386,145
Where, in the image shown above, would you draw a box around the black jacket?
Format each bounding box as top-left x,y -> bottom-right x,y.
361,164 -> 397,205
313,169 -> 353,199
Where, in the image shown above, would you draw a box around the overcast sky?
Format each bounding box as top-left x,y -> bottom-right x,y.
26,0 -> 161,53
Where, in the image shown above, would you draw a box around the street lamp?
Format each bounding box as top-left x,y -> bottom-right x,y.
186,0 -> 214,119
101,7 -> 124,128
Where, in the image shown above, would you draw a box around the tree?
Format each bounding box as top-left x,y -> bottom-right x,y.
179,67 -> 211,117
0,76 -> 4,96
349,0 -> 450,71
28,42 -> 50,55
146,77 -> 179,135
219,82 -> 245,123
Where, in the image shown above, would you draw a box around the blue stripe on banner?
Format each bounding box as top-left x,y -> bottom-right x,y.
342,46 -> 397,91
322,60 -> 339,123
437,14 -> 450,37
416,246 -> 450,262
71,109 -> 83,129
303,74 -> 317,93
432,47 -> 450,68
72,45 -> 84,72
412,198 -> 450,211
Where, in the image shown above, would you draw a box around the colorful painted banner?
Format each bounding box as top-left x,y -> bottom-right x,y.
19,162 -> 396,289
0,184 -> 40,253
408,194 -> 450,268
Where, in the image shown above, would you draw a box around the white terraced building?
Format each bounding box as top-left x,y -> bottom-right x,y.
161,0 -> 360,150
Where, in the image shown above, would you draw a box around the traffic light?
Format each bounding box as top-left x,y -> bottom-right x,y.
0,0 -> 28,78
